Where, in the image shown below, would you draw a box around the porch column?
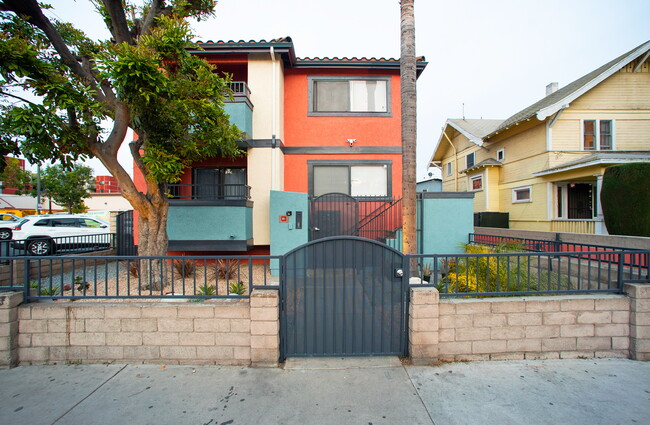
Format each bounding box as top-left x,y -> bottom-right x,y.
594,174 -> 608,235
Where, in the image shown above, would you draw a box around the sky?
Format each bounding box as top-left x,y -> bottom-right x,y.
42,0 -> 650,180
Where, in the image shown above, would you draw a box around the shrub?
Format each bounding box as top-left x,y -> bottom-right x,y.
601,163 -> 650,237
217,259 -> 238,280
228,281 -> 246,295
174,259 -> 196,277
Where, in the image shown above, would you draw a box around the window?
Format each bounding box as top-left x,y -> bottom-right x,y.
466,152 -> 475,169
309,77 -> 390,116
193,167 -> 247,200
583,120 -> 613,151
512,186 -> 532,203
446,162 -> 453,177
80,219 -> 103,228
496,148 -> 505,162
470,174 -> 483,191
556,183 -> 594,219
310,161 -> 391,198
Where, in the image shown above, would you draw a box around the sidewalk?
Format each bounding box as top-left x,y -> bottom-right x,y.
1,358 -> 649,425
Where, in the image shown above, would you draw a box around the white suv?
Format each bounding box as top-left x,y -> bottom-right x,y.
0,213 -> 22,240
12,214 -> 111,256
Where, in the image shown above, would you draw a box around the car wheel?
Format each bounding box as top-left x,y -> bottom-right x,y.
0,229 -> 11,240
27,239 -> 54,256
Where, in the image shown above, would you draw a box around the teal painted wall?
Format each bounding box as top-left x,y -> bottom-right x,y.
224,103 -> 253,138
420,196 -> 474,255
270,191 -> 309,275
167,205 -> 252,241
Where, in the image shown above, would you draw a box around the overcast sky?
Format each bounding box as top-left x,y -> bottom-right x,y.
45,0 -> 650,179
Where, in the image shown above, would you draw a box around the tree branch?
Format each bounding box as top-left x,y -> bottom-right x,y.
141,0 -> 170,37
101,0 -> 134,45
0,90 -> 39,106
1,0 -> 111,107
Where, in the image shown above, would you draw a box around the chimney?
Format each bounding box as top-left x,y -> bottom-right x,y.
546,82 -> 559,96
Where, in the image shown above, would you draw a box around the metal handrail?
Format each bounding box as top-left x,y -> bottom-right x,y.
167,183 -> 251,200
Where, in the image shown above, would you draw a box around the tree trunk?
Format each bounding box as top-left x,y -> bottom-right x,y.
400,0 -> 418,271
137,203 -> 169,291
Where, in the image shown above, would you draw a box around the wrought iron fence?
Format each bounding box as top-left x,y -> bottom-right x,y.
166,183 -> 251,201
0,255 -> 279,300
469,233 -> 649,268
408,250 -> 650,297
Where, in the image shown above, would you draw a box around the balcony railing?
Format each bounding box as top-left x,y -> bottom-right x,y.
229,81 -> 251,98
167,184 -> 251,201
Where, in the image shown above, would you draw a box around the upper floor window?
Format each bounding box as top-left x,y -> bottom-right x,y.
446,162 -> 453,177
308,77 -> 390,116
583,120 -> 613,151
496,148 -> 505,162
466,152 -> 475,169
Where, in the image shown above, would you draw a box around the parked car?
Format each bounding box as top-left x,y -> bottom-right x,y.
11,214 -> 111,256
0,213 -> 23,240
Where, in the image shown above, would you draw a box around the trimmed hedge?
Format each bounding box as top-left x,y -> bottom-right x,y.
601,163 -> 650,237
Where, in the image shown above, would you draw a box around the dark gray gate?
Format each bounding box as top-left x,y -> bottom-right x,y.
281,236 -> 407,360
310,193 -> 359,240
116,210 -> 137,256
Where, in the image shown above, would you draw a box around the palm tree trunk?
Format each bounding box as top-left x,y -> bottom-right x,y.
400,0 -> 418,267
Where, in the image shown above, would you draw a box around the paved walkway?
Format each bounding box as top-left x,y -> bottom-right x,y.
1,358 -> 649,425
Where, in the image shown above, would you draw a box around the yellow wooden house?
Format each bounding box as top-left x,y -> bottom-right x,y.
430,40 -> 650,234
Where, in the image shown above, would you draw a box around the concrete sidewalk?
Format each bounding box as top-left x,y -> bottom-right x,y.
1,358 -> 649,425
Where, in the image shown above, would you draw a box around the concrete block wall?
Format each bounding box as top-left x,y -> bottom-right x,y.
14,289 -> 279,367
0,292 -> 23,368
409,286 -> 650,363
626,284 -> 650,361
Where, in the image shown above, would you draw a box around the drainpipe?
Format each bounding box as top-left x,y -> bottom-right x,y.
270,46 -> 278,190
442,130 -> 458,192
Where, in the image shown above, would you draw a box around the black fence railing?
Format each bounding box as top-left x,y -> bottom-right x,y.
229,81 -> 251,98
0,234 -> 115,258
167,184 -> 251,201
409,250 -> 650,297
0,255 -> 279,300
469,233 -> 649,268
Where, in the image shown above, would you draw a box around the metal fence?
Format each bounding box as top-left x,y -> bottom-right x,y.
167,183 -> 251,201
0,234 -> 115,258
0,255 -> 279,300
469,233 -> 649,268
409,250 -> 650,297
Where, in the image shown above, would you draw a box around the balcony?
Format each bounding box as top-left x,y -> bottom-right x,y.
225,81 -> 253,139
166,183 -> 253,251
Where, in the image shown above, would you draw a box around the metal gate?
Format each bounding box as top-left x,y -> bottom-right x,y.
281,236 -> 407,360
116,210 -> 137,256
310,193 -> 359,240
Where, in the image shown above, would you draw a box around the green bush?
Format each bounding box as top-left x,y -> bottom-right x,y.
601,163 -> 650,237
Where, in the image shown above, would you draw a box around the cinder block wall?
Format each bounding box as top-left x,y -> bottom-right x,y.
410,285 -> 650,363
15,289 -> 279,367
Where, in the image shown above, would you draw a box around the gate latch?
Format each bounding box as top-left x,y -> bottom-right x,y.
394,268 -> 404,278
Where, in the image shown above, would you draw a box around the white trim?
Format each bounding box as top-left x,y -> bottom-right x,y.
447,121 -> 484,146
496,148 -> 505,162
535,41 -> 650,121
511,185 -> 532,203
532,156 -> 645,177
581,119 -> 615,151
469,173 -> 483,192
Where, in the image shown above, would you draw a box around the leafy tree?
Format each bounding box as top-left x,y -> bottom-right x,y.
40,163 -> 94,213
0,1 -> 242,287
0,157 -> 33,194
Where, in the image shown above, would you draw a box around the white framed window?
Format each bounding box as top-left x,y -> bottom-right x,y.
466,152 -> 475,169
470,174 -> 483,191
512,186 -> 532,203
309,77 -> 390,116
446,162 -> 453,177
496,148 -> 505,162
582,120 -> 614,151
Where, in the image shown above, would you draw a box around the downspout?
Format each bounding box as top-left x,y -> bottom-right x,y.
442,130 -> 458,192
270,46 -> 278,190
